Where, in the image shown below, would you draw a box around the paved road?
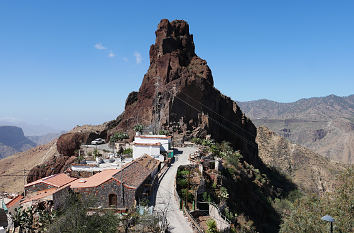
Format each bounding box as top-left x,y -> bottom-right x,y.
154,146 -> 197,233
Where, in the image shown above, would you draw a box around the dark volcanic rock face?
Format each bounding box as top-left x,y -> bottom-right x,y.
110,19 -> 258,163
57,131 -> 106,156
27,155 -> 76,183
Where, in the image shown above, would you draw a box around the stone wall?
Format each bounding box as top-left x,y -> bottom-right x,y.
73,179 -> 136,209
53,186 -> 71,210
209,203 -> 230,232
25,183 -> 55,195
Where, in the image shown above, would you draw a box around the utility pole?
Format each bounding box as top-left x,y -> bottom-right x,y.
23,168 -> 26,196
121,165 -> 125,207
154,76 -> 160,134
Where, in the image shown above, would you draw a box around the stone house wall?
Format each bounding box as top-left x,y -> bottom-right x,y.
73,178 -> 136,209
52,186 -> 71,210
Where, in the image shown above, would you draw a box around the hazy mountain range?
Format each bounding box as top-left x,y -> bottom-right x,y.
238,94 -> 354,164
0,120 -> 61,136
0,125 -> 63,159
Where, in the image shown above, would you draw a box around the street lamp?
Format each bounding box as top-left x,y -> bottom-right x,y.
321,215 -> 334,233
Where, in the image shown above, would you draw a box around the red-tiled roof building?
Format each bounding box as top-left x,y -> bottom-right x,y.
25,173 -> 77,195
22,173 -> 77,209
70,155 -> 160,209
5,195 -> 23,214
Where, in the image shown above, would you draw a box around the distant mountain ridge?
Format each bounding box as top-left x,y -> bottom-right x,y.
0,120 -> 61,136
238,94 -> 354,120
0,126 -> 36,159
0,126 -> 62,159
238,94 -> 354,164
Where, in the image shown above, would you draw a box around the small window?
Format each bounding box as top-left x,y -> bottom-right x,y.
109,194 -> 117,207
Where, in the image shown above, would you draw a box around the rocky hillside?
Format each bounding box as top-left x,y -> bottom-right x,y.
4,19 -> 345,202
108,19 -> 258,164
238,94 -> 354,163
23,19 -> 259,185
0,126 -> 36,159
0,124 -> 108,193
256,126 -> 345,194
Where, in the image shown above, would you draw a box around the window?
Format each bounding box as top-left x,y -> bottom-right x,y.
109,193 -> 117,207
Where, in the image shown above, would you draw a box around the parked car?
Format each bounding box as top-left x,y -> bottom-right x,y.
91,138 -> 105,145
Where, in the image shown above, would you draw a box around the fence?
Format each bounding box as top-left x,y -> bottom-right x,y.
174,167 -> 205,233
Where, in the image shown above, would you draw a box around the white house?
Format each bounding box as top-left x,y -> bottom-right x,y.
134,135 -> 171,152
132,142 -> 161,159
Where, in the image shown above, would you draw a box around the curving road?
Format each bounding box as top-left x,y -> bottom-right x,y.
154,146 -> 197,233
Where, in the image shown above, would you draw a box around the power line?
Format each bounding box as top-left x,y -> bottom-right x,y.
172,94 -> 258,150
178,91 -> 256,139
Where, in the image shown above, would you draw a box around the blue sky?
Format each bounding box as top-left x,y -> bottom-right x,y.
0,0 -> 353,131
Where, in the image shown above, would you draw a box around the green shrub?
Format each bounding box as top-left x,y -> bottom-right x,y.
191,138 -> 202,144
110,132 -> 129,143
180,170 -> 190,177
181,189 -> 194,202
177,178 -> 188,188
219,186 -> 229,200
133,124 -> 144,132
158,129 -> 169,135
123,148 -> 132,155
202,192 -> 210,202
206,219 -> 219,233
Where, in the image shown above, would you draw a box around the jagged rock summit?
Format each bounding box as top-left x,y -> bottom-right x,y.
108,19 -> 258,163
26,19 -> 258,185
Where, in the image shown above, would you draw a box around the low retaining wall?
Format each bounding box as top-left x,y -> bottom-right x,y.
209,203 -> 231,232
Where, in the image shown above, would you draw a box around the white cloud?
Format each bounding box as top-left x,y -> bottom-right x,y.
0,116 -> 20,123
108,51 -> 115,58
94,43 -> 107,50
134,52 -> 142,64
122,57 -> 128,62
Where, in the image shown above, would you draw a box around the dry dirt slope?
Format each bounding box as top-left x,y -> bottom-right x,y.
0,124 -> 108,193
0,139 -> 58,193
256,126 -> 345,194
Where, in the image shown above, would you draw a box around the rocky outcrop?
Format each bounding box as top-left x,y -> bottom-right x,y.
27,155 -> 76,183
109,19 -> 258,164
56,125 -> 107,156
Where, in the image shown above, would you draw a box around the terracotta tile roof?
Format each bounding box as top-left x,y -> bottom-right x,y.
21,188 -> 58,204
113,155 -> 160,188
25,173 -> 77,188
71,155 -> 160,189
71,163 -> 98,167
21,183 -> 72,204
6,195 -> 23,208
136,135 -> 171,139
135,154 -> 161,170
133,142 -> 161,146
70,169 -> 120,188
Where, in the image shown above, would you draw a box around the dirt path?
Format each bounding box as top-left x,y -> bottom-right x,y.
154,146 -> 197,233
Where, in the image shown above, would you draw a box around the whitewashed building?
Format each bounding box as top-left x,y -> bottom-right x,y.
134,135 -> 171,152
132,142 -> 161,159
132,135 -> 171,159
